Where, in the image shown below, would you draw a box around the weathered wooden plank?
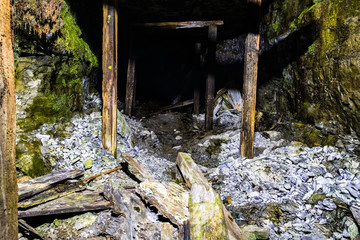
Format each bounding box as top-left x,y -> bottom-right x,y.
176,152 -> 247,240
136,21 -> 223,29
193,43 -> 201,115
18,191 -> 110,218
18,180 -> 86,209
18,169 -> 84,201
102,0 -> 118,157
125,40 -> 136,116
240,0 -> 261,159
136,179 -> 189,226
205,25 -> 217,131
121,153 -> 154,181
0,0 -> 18,237
161,222 -> 173,240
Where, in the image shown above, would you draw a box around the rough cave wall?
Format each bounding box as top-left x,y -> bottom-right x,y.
259,0 -> 360,137
13,0 -> 98,176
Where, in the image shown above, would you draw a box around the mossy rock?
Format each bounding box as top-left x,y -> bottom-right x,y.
307,192 -> 326,205
16,140 -> 51,178
264,203 -> 283,224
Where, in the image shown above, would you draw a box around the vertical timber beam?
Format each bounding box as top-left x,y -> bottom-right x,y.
125,40 -> 136,116
205,25 -> 217,131
102,0 -> 118,157
0,0 -> 18,238
240,0 -> 262,159
193,43 -> 201,115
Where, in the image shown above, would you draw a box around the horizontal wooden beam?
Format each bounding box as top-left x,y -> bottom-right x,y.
134,20 -> 223,29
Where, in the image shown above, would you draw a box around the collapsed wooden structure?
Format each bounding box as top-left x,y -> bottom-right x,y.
102,0 -> 262,159
17,153 -> 247,239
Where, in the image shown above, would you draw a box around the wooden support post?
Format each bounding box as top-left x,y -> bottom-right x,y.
205,25 -> 217,131
0,0 -> 18,237
102,0 -> 118,157
240,0 -> 262,159
125,40 -> 136,116
193,43 -> 201,115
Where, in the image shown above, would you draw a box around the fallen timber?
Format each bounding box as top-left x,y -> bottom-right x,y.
16,154 -> 246,240
18,169 -> 83,201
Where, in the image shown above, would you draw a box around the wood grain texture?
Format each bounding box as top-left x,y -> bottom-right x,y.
18,169 -> 83,201
18,191 -> 110,218
102,0 -> 118,157
240,0 -> 261,159
0,0 -> 18,237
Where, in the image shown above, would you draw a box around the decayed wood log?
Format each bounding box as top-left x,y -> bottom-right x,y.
102,0 -> 118,157
18,191 -> 110,218
18,180 -> 86,209
176,152 -> 247,240
0,0 -> 18,237
121,153 -> 154,181
136,179 -> 189,226
18,169 -> 83,201
240,0 -> 262,159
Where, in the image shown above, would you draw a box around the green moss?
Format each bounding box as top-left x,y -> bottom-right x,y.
307,42 -> 317,55
206,139 -> 226,155
265,204 -> 283,224
16,140 -> 51,177
307,192 -> 326,204
18,94 -> 74,132
58,5 -> 98,68
272,20 -> 280,33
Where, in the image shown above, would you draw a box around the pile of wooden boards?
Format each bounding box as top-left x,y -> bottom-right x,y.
17,153 -> 247,240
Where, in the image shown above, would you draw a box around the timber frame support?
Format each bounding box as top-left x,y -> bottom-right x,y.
102,0 -> 118,157
240,0 -> 262,159
125,40 -> 136,116
205,25 -> 217,131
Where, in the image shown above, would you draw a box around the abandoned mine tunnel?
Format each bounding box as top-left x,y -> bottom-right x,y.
7,0 -> 360,239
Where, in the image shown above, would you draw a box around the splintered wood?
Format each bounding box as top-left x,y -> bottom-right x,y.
18,169 -> 83,201
18,191 -> 111,218
176,152 -> 247,240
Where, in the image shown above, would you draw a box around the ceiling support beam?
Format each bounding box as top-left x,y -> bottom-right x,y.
240,0 -> 262,159
102,0 -> 118,157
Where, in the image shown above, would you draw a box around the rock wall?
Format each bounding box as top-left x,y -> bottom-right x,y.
259,0 -> 360,137
13,0 -> 98,176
